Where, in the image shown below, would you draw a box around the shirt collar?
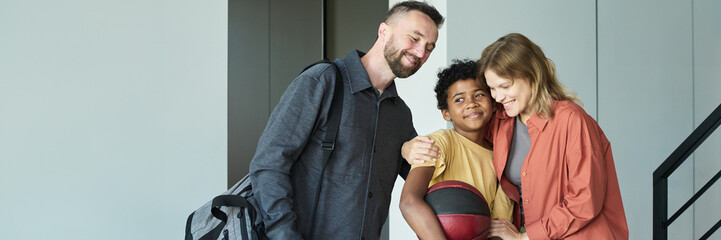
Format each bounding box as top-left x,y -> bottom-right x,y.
341,50 -> 399,98
526,112 -> 549,131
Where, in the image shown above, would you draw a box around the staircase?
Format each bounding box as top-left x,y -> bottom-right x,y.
653,103 -> 721,240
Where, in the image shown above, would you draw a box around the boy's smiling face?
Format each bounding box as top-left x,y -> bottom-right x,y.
442,78 -> 494,138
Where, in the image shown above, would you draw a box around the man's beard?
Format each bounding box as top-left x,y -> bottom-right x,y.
384,43 -> 421,78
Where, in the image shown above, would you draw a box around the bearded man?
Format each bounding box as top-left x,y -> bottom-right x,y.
248,1 -> 444,239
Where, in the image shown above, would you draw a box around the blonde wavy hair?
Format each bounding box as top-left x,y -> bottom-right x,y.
476,33 -> 581,119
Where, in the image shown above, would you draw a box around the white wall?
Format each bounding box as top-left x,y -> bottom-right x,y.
0,1 -> 227,239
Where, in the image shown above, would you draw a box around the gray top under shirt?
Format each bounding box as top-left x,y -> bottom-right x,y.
506,116 -> 530,187
506,116 -> 531,219
249,50 -> 416,240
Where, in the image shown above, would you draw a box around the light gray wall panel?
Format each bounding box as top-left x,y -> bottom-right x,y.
598,0 -> 694,239
693,0 -> 721,238
447,0 -> 597,118
0,1 -> 227,239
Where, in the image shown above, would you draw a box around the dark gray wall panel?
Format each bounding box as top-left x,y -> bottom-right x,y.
229,0 -> 322,186
228,0 -> 270,186
269,0 -> 322,109
326,0 -> 387,60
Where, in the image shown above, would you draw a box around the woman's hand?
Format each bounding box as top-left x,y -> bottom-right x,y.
402,136 -> 440,165
488,218 -> 528,240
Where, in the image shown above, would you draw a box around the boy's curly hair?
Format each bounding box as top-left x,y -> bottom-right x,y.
434,59 -> 489,110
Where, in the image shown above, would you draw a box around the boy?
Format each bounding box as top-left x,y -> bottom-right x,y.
399,59 -> 512,239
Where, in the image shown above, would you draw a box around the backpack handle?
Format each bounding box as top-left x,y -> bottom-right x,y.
211,195 -> 251,222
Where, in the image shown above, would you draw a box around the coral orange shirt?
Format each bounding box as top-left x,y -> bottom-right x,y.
488,100 -> 628,240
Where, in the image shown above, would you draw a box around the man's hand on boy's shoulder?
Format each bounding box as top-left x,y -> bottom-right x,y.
402,136 -> 440,165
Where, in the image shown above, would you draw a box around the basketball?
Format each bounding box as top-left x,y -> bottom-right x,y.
423,180 -> 491,240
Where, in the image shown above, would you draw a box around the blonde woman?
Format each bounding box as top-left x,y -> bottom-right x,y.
479,33 -> 628,239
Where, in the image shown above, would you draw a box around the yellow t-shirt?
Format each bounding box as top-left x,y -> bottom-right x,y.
411,129 -> 513,220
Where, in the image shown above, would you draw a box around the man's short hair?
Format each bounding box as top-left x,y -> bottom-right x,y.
385,1 -> 444,28
434,59 -> 489,110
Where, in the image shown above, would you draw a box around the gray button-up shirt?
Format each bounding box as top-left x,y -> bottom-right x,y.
249,50 -> 416,240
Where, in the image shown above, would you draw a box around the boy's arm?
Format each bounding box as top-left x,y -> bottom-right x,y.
399,166 -> 447,240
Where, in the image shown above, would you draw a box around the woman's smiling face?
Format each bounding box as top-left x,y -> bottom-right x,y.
484,69 -> 533,123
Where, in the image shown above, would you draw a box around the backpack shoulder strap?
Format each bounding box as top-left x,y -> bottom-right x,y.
301,59 -> 344,238
299,59 -> 343,153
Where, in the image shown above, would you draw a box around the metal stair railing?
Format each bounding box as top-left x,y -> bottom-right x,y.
653,102 -> 721,240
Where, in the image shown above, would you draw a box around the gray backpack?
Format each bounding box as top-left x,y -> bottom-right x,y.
185,60 -> 344,240
185,174 -> 266,240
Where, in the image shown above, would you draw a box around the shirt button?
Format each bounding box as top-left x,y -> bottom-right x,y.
368,192 -> 373,198
524,199 -> 529,204
522,171 -> 527,176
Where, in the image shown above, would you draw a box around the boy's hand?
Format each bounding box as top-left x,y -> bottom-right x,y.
402,136 -> 440,165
